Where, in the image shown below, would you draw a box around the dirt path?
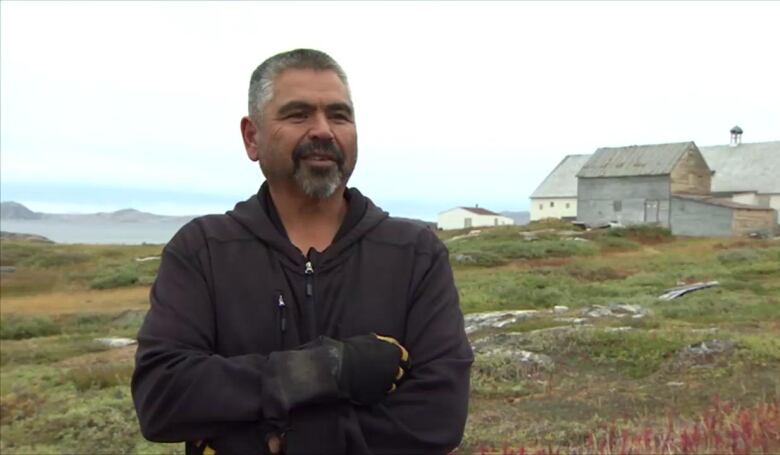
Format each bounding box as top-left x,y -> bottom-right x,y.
0,287 -> 150,315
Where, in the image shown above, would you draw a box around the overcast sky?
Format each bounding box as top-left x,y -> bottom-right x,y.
2,1 -> 778,220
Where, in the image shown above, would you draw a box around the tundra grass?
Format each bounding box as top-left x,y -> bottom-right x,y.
0,233 -> 778,452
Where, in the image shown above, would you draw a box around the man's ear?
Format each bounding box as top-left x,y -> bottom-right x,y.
241,116 -> 260,162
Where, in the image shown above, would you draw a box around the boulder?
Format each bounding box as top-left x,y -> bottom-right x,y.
581,303 -> 649,319
464,310 -> 539,334
472,332 -> 554,370
672,339 -> 737,369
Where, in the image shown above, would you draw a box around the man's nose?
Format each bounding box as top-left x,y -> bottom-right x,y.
308,112 -> 335,141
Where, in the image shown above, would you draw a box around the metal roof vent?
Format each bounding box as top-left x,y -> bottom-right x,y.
730,125 -> 743,147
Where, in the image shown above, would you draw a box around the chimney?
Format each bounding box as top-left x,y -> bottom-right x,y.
729,125 -> 743,147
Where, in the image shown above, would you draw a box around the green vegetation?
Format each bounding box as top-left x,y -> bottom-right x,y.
0,315 -> 61,340
0,240 -> 161,298
1,228 -> 778,453
90,266 -> 140,289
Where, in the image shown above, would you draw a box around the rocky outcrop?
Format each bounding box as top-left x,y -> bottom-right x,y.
464,310 -> 540,334
472,332 -> 555,371
580,303 -> 650,319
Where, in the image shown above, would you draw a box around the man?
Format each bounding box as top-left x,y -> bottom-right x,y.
132,49 -> 473,455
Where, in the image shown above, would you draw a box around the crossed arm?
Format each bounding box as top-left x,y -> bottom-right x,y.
132,237 -> 472,454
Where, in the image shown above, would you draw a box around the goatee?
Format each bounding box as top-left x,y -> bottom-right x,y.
292,139 -> 349,199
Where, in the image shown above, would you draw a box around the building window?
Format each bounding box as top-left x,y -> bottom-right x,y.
613,200 -> 622,212
464,217 -> 472,228
566,203 -> 570,209
539,204 -> 543,210
550,201 -> 555,208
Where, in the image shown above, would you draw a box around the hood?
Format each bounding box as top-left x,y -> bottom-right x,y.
227,186 -> 389,268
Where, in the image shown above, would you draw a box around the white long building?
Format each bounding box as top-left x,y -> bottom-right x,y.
437,207 -> 514,230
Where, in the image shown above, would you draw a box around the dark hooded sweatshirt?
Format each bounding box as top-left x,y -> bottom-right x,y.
131,185 -> 473,454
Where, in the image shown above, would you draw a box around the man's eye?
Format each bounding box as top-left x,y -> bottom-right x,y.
330,113 -> 351,122
286,112 -> 307,120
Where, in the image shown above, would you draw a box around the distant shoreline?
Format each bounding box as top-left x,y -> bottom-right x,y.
0,220 -> 183,245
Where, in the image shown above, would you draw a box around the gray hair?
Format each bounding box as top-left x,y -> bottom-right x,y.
248,49 -> 351,121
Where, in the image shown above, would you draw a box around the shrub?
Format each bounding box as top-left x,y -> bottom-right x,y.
524,218 -> 580,231
470,354 -> 548,397
450,251 -> 508,267
0,314 -> 61,340
717,248 -> 762,265
22,251 -> 91,268
89,267 -> 139,289
1,336 -> 107,366
566,265 -> 627,281
595,236 -> 641,251
575,330 -> 689,378
64,364 -> 134,392
608,225 -> 673,243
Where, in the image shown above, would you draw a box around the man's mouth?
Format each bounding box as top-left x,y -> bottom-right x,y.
304,154 -> 335,161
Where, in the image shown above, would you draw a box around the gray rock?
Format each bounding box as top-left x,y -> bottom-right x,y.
479,348 -> 554,370
553,317 -> 588,325
605,326 -> 633,333
581,303 -> 650,319
671,339 -> 737,370
464,310 -> 539,334
681,339 -> 735,357
552,305 -> 569,313
472,332 -> 554,370
454,254 -> 476,264
95,337 -> 137,348
0,266 -> 16,274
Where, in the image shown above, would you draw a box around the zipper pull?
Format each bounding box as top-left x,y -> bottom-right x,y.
304,261 -> 314,275
277,294 -> 287,333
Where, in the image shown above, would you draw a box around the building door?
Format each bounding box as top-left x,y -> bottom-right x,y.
464,217 -> 472,228
644,200 -> 659,223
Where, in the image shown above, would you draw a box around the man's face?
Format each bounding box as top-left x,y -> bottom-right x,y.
246,68 -> 357,199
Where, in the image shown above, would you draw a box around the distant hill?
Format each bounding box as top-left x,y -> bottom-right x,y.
501,211 -> 530,225
1,201 -> 43,220
0,201 -> 195,223
0,231 -> 53,243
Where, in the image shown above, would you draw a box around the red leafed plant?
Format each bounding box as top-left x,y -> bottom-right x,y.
459,397 -> 780,455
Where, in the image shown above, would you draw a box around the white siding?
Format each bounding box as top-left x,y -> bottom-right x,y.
530,198 -> 578,221
731,193 -> 759,205
438,208 -> 514,230
770,195 -> 780,223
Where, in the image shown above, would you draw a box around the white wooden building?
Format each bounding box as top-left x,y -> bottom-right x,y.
437,207 -> 514,230
700,138 -> 780,224
530,154 -> 591,221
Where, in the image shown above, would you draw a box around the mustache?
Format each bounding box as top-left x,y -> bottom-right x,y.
292,140 -> 345,165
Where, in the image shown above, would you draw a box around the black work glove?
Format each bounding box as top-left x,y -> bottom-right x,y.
260,334 -> 409,431
339,334 -> 409,404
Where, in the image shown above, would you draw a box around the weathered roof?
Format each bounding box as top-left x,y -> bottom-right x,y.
577,142 -> 695,178
699,141 -> 780,194
461,207 -> 501,216
530,154 -> 592,198
673,194 -> 776,211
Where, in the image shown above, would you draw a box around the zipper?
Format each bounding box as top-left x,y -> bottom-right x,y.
277,293 -> 287,349
304,260 -> 316,340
